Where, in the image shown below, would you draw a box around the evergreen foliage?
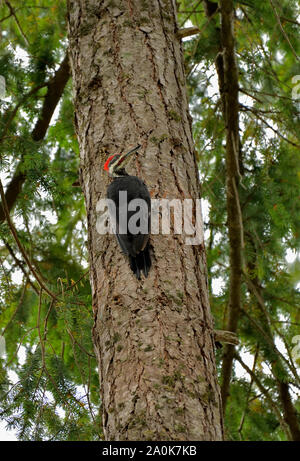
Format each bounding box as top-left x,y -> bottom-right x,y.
0,0 -> 299,440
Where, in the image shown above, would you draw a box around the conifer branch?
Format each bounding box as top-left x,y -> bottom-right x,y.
0,178 -> 58,300
269,0 -> 300,63
176,26 -> 200,38
235,354 -> 292,440
0,53 -> 70,223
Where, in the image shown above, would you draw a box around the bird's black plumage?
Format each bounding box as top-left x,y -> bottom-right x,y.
107,175 -> 151,279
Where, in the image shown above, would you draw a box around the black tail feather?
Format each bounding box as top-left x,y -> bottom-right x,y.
129,243 -> 151,279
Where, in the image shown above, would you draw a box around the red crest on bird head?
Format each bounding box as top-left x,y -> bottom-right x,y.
103,154 -> 118,171
103,145 -> 141,174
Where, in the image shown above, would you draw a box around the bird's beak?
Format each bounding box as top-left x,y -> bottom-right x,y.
115,144 -> 141,169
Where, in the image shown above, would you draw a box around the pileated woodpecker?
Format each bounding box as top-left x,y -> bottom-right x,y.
103,145 -> 151,279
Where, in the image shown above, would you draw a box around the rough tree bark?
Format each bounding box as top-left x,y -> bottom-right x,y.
67,0 -> 223,441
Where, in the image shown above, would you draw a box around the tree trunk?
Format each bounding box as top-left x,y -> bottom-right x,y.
67,0 -> 223,441
204,0 -> 243,413
219,0 -> 243,414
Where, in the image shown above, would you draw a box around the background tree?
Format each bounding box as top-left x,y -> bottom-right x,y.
0,0 -> 299,441
181,0 -> 300,440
